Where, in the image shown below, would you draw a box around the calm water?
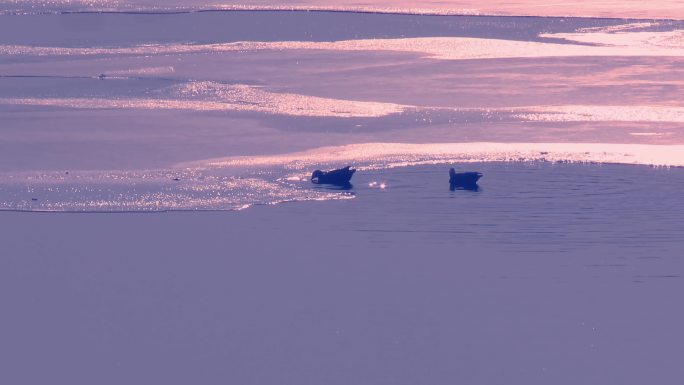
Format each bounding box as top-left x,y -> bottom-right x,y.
312,162 -> 684,257
2,161 -> 683,385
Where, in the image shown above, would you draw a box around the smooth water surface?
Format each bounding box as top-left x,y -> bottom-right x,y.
2,162 -> 683,385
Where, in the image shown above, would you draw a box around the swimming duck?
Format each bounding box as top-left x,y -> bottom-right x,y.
311,166 -> 356,185
449,167 -> 482,187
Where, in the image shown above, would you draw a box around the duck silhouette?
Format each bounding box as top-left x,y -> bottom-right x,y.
449,167 -> 482,190
311,166 -> 356,186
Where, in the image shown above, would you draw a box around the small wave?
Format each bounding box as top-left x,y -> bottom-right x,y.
0,2 -> 489,16
159,81 -> 406,117
541,29 -> 684,50
574,22 -> 665,34
512,105 -> 684,123
0,0 -> 130,15
4,95 -> 684,124
0,85 -> 406,118
102,66 -> 175,76
3,2 -> 684,20
6,32 -> 684,61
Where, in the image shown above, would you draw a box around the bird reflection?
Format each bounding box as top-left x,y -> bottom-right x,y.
330,182 -> 354,191
450,182 -> 480,192
313,182 -> 354,191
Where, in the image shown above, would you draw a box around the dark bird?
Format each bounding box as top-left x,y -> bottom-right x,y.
311,166 -> 356,186
449,167 -> 482,190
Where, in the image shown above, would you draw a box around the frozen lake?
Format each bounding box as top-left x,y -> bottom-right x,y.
1,4 -> 683,384
1,9 -> 684,209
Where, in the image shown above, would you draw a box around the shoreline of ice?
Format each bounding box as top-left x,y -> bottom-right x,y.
188,142 -> 684,170
1,141 -> 682,213
2,4 -> 684,22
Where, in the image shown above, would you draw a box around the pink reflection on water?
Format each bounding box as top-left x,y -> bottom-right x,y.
236,0 -> 684,20
513,105 -> 684,123
193,142 -> 684,170
38,0 -> 683,20
0,82 -> 406,118
5,31 -> 684,61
